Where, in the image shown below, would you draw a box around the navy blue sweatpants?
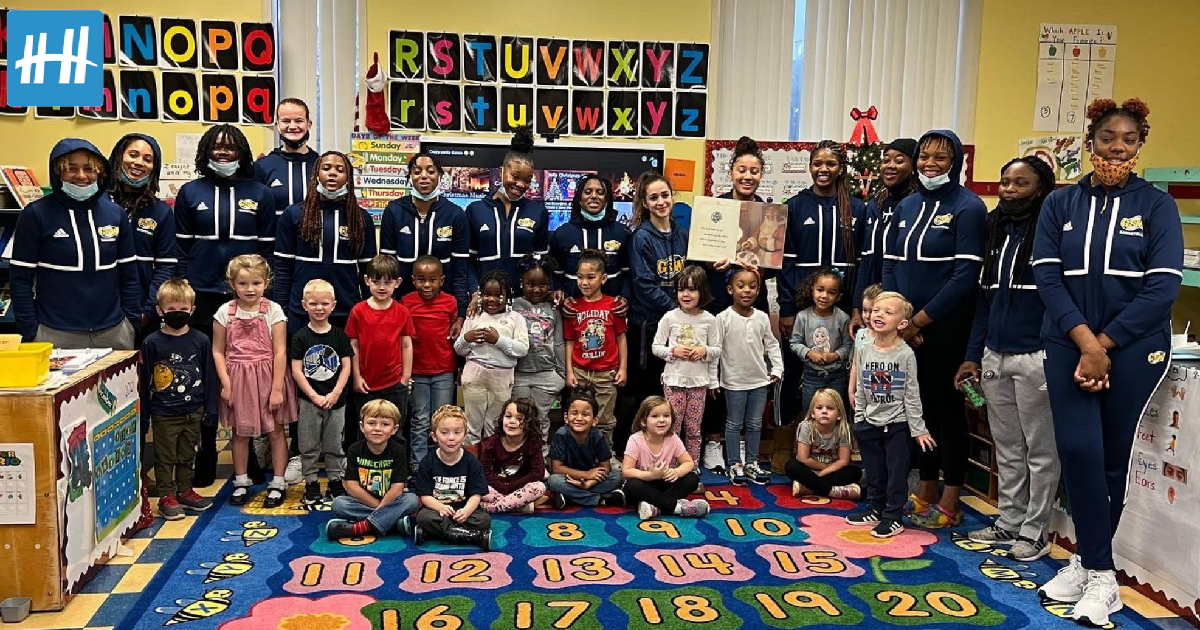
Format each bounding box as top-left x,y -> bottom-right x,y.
854,421 -> 912,521
1043,330 -> 1169,571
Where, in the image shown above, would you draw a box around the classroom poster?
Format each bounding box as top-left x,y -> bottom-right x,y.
1033,24 -> 1116,132
736,202 -> 788,269
158,162 -> 194,201
92,401 -> 140,543
348,132 -> 420,224
0,443 -> 35,525
1018,134 -> 1084,182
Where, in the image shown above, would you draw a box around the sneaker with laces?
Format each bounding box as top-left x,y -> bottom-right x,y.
845,508 -> 881,525
325,518 -> 355,540
158,494 -> 185,520
1038,554 -> 1089,603
599,488 -> 625,507
702,441 -> 724,471
178,489 -> 213,511
1009,536 -> 1049,561
871,518 -> 905,538
680,499 -> 710,518
744,462 -> 770,485
728,463 -> 748,486
638,501 -> 660,521
326,479 -> 347,501
303,481 -> 323,506
284,455 -> 303,485
1072,569 -> 1122,626
968,523 -> 1019,545
828,483 -> 861,500
553,493 -> 568,510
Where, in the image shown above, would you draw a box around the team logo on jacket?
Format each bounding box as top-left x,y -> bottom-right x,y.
517,217 -> 536,231
137,217 -> 158,233
338,225 -> 350,239
436,226 -> 454,240
1148,351 -> 1166,365
932,213 -> 953,227
53,228 -> 69,238
603,239 -> 621,251
1120,215 -> 1144,236
657,254 -> 684,279
237,199 -> 259,213
96,225 -> 119,241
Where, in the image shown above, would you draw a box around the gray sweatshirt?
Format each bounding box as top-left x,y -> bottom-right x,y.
789,307 -> 850,372
852,340 -> 928,436
512,298 -> 565,377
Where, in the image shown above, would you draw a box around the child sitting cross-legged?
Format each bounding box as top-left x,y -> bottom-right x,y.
325,400 -> 419,540
545,384 -> 625,508
413,405 -> 492,550
479,398 -> 547,514
622,396 -> 711,520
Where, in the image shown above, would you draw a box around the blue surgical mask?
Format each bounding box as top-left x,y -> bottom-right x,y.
118,168 -> 151,188
317,184 -> 347,200
497,186 -> 517,202
581,208 -> 605,221
208,159 -> 239,178
919,171 -> 951,190
411,187 -> 440,202
61,180 -> 98,201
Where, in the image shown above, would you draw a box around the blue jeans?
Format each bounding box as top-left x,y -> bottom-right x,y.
409,373 -> 456,466
725,385 -> 769,467
545,469 -> 623,506
331,492 -> 419,534
800,367 -> 848,419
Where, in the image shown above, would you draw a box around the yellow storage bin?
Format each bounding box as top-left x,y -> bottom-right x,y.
0,342 -> 52,387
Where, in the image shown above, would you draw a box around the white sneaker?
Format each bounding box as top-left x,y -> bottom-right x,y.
283,456 -> 303,486
1071,569 -> 1122,626
1038,554 -> 1088,603
702,441 -> 724,471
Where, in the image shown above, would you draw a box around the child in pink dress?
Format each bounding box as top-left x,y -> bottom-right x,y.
214,254 -> 298,508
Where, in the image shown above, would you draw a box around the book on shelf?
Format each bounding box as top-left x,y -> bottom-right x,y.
0,166 -> 44,208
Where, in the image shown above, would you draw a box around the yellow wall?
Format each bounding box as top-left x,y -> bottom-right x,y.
0,0 -> 273,182
974,0 -> 1200,327
362,0 -> 711,201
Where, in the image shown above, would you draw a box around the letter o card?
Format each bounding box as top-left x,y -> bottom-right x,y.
160,71 -> 199,122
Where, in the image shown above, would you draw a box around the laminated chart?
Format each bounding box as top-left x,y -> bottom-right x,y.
1033,23 -> 1116,132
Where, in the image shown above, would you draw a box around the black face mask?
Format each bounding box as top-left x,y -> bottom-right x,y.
996,196 -> 1037,221
162,310 -> 192,329
280,131 -> 309,150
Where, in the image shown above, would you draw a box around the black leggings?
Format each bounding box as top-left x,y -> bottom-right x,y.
623,472 -> 700,514
912,303 -> 974,487
784,459 -> 862,495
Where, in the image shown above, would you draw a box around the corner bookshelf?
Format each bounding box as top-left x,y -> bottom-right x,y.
964,403 -> 999,505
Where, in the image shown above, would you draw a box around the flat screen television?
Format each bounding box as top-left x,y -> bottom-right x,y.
421,137 -> 666,232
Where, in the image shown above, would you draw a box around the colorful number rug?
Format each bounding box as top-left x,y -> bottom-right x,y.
123,475 -> 1154,629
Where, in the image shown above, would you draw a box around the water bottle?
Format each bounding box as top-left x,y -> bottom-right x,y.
960,376 -> 987,409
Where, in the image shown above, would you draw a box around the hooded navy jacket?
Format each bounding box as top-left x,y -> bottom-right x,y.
549,207 -> 631,299
1032,173 -> 1182,348
379,195 -> 470,316
464,196 -> 549,292
254,148 -> 320,214
883,130 -> 987,321
274,200 -> 378,318
965,218 -> 1045,363
629,219 -> 688,326
108,133 -> 178,318
779,188 -> 866,317
5,139 -> 140,339
174,172 -> 276,294
853,193 -> 907,306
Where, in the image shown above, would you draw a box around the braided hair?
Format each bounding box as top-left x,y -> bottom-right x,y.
810,140 -> 857,269
194,124 -> 254,179
299,151 -> 366,256
479,269 -> 514,304
108,135 -> 161,220
981,157 -> 1056,289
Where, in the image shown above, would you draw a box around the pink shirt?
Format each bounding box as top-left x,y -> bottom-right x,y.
624,433 -> 687,471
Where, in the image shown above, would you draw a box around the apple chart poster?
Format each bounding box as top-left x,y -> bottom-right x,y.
1033,23 -> 1116,132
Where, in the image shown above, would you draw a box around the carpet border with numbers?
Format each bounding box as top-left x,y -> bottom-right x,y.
117,473 -> 1164,630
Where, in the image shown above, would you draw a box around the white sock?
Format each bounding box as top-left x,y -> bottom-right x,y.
234,474 -> 252,487
268,477 -> 287,491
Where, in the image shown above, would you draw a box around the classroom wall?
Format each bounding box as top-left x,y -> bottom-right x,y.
0,0 -> 274,183
360,0 -> 711,201
973,0 -> 1200,328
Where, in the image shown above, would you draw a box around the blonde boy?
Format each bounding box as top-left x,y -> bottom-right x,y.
326,400 -> 418,539
413,406 -> 491,550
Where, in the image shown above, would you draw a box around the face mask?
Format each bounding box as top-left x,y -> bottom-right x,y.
161,310 -> 192,329
281,131 -> 310,150
118,168 -> 151,188
996,196 -> 1037,220
918,171 -> 951,190
497,186 -> 517,202
61,180 -> 98,201
411,187 -> 440,202
581,207 -> 606,221
1090,151 -> 1140,187
208,159 -> 239,178
317,184 -> 347,200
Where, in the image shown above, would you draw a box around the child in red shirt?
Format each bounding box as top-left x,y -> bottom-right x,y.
346,255 -> 415,450
400,255 -> 461,468
564,250 -> 627,448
